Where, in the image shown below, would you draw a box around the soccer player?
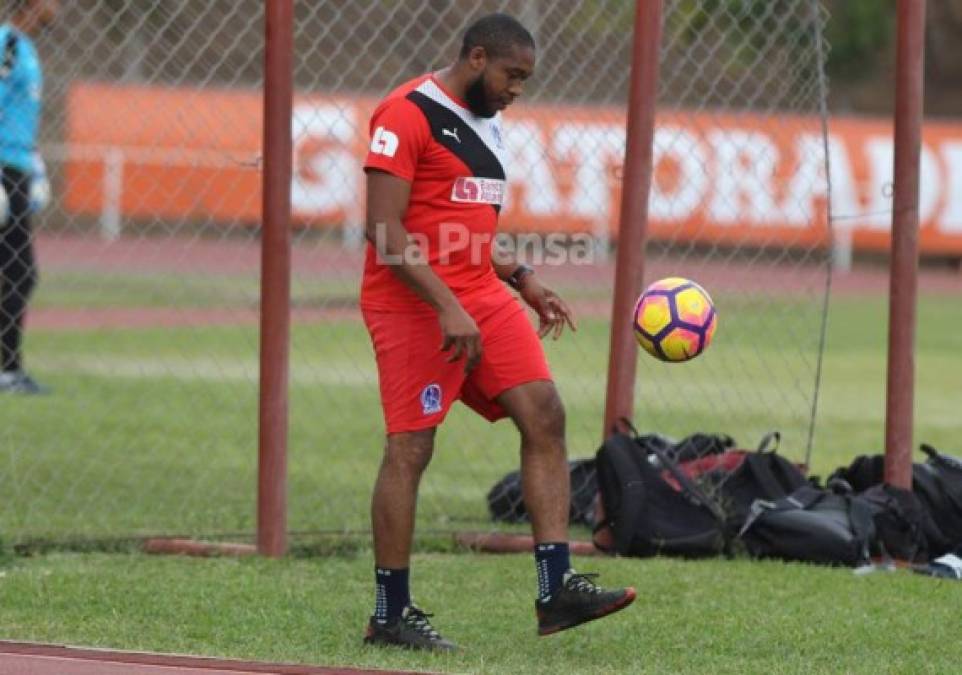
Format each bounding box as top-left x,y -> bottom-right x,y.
361,13 -> 635,651
0,0 -> 57,394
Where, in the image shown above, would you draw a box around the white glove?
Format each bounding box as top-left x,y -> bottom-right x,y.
30,152 -> 50,213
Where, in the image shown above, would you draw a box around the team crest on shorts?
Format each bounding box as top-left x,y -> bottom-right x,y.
420,383 -> 442,415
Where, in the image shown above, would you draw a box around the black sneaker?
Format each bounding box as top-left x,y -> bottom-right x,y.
536,571 -> 636,636
0,370 -> 50,395
363,604 -> 457,652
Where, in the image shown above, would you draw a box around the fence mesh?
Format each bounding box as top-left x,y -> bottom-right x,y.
3,0 -> 830,544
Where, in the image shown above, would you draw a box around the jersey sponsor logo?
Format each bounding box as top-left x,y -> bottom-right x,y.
370,126 -> 399,157
420,383 -> 442,415
451,177 -> 505,205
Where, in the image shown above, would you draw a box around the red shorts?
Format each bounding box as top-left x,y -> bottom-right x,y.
363,296 -> 552,434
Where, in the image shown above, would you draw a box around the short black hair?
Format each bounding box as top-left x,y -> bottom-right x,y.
459,13 -> 535,60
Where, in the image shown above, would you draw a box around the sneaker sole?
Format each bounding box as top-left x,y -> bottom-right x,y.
363,632 -> 457,652
537,586 -> 637,636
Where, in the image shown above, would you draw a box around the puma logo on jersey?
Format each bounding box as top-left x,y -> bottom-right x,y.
442,127 -> 461,144
370,126 -> 399,157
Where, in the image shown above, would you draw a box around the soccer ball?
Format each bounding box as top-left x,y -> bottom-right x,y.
633,277 -> 717,362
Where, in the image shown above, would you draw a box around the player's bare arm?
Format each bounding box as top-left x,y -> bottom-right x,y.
366,169 -> 481,371
491,249 -> 576,340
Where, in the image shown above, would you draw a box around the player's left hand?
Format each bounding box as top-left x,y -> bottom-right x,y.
519,277 -> 577,340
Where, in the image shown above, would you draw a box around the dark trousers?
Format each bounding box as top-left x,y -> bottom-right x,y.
0,166 -> 37,373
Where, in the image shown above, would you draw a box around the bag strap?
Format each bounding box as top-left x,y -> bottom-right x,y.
0,31 -> 17,80
755,431 -> 781,454
644,436 -> 727,524
919,443 -> 962,513
779,484 -> 824,510
617,416 -> 727,522
615,416 -> 639,437
741,452 -> 792,500
921,443 -> 962,471
845,496 -> 875,562
738,485 -> 831,537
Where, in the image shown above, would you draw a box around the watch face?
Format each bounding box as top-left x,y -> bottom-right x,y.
510,265 -> 533,290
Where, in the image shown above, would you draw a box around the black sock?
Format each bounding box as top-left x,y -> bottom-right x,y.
374,567 -> 410,622
535,542 -> 570,601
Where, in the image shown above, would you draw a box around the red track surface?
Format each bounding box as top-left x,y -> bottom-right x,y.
0,641 -> 424,674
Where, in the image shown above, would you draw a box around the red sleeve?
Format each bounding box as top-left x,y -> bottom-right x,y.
363,97 -> 431,182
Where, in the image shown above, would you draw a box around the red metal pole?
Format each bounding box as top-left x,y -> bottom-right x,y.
884,0 -> 926,490
258,0 -> 294,557
593,0 -> 663,551
603,0 -> 664,436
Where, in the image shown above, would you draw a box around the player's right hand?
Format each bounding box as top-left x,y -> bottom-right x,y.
439,304 -> 482,372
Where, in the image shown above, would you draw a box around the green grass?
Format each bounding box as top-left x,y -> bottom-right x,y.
0,551 -> 959,674
1,278 -> 960,672
4,292 -> 959,540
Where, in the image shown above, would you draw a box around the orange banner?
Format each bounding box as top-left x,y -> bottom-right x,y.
64,82 -> 962,255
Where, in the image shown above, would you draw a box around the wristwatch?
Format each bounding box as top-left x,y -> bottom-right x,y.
507,264 -> 535,291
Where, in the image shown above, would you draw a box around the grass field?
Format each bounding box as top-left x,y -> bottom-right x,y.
4,280 -> 960,541
0,267 -> 960,673
1,549 -> 960,673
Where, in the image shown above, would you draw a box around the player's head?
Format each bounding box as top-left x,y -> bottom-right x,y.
9,0 -> 59,34
458,13 -> 535,118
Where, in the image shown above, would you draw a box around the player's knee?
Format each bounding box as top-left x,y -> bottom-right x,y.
384,429 -> 436,476
521,387 -> 566,446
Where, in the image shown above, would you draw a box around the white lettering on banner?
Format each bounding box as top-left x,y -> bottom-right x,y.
650,127 -> 708,221
862,137 -> 942,229
279,102 -> 962,247
940,142 -> 962,233
291,103 -> 359,215
781,134 -> 857,228
919,144 -> 942,227
862,138 -> 894,229
553,123 -> 625,219
708,130 -> 779,224
450,177 -> 505,205
502,121 -> 559,215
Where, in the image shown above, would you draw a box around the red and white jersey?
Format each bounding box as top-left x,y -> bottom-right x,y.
361,74 -> 512,313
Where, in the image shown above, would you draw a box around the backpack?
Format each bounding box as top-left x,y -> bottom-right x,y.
738,484 -> 875,566
487,458 -> 597,527
658,432 -> 736,464
829,445 -> 962,555
670,431 -> 809,532
485,429 -> 739,531
915,444 -> 962,547
594,430 -> 728,558
858,483 -> 935,563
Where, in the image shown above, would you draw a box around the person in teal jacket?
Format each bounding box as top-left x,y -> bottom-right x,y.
0,0 -> 57,394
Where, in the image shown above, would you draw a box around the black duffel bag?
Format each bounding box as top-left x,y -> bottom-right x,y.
738,484 -> 875,566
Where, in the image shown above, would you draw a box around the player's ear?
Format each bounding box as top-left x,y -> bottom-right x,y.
465,45 -> 487,71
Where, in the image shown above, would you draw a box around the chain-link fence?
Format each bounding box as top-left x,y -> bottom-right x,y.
2,0 -> 830,545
